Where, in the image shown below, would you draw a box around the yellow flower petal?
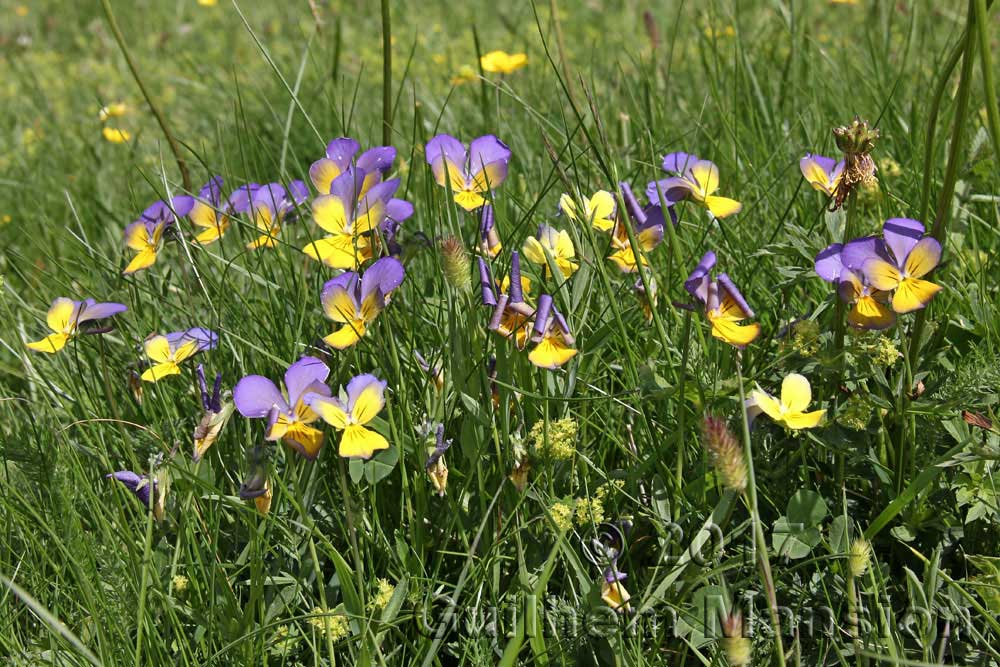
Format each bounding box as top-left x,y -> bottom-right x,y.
26,332 -> 70,353
892,278 -> 941,314
339,424 -> 389,459
780,373 -> 812,414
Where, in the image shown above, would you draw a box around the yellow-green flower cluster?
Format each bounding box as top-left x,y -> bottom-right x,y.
368,578 -> 396,611
529,417 -> 578,460
837,393 -> 873,432
573,496 -> 605,527
549,501 -> 574,533
309,607 -> 350,641
789,319 -> 821,357
171,575 -> 189,594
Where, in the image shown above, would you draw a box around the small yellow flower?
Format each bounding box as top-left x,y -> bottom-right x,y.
703,25 -> 736,39
528,417 -> 577,460
102,127 -> 131,144
15,5 -> 29,17
480,50 -> 528,74
559,190 -> 616,232
172,575 -> 189,594
522,224 -> 578,279
197,0 -> 218,6
549,501 -> 573,533
368,578 -> 396,611
449,64 -> 478,86
309,607 -> 349,641
601,577 -> 631,613
98,103 -> 128,122
1,214 -> 10,226
574,497 -> 605,526
750,373 -> 826,430
431,53 -> 447,65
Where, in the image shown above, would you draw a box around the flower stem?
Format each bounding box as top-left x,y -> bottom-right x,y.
380,0 -> 392,146
338,456 -> 367,605
98,0 -> 191,191
909,1 -> 977,368
736,358 -> 787,667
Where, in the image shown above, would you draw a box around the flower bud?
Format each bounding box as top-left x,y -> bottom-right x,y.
834,116 -> 879,155
439,236 -> 471,293
720,611 -> 752,666
848,536 -> 872,578
701,415 -> 748,493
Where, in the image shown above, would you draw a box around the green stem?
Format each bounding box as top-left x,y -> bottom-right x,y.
99,0 -> 191,191
380,0 -> 392,145
736,359 -> 787,667
973,0 -> 1000,163
132,462 -> 157,667
307,536 -> 338,667
846,573 -> 862,666
674,312 -> 693,509
918,36 -> 966,223
909,3 -> 977,367
338,457 -> 367,606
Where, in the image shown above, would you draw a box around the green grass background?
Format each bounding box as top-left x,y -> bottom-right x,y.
2,0 -> 1000,665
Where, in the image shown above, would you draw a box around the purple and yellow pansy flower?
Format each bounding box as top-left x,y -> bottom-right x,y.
607,182 -> 668,273
647,152 -> 742,218
123,194 -> 195,274
482,252 -> 535,350
26,297 -> 127,353
304,374 -> 390,459
848,218 -> 942,314
246,181 -> 309,250
800,153 -> 844,197
233,356 -> 332,460
320,256 -> 405,350
188,176 -> 230,245
140,327 -> 218,383
559,190 -> 616,232
425,134 -> 511,211
527,294 -> 578,369
522,224 -> 579,279
309,137 -> 396,196
305,168 -> 413,269
815,242 -> 895,329
685,252 -> 761,347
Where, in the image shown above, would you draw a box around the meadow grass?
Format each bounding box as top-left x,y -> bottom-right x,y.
2,0 -> 1000,665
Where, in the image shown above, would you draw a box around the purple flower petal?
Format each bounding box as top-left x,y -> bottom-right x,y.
360,257 -> 405,300
325,137 -> 361,165
344,373 -> 387,411
533,294 -> 553,337
107,470 -> 153,506
882,217 -> 925,267
645,177 -> 693,206
685,251 -> 717,303
234,375 -> 289,417
385,198 -> 413,223
619,181 -> 646,224
479,258 -> 497,306
77,300 -> 128,323
717,273 -> 754,318
425,134 -> 468,181
198,176 -> 225,205
814,243 -> 844,283
357,146 -> 397,174
468,135 -> 511,186
288,180 -> 309,205
842,236 -> 889,271
508,251 -> 524,304
661,152 -> 698,174
284,356 -> 331,406
228,183 -> 261,213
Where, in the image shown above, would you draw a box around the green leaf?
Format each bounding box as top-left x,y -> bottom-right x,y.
772,517 -> 821,560
786,489 -> 829,528
829,515 -> 849,554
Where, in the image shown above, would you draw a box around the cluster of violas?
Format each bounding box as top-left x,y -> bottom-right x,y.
26,128 -> 945,516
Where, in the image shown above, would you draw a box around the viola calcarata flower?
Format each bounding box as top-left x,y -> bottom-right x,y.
425,134 -> 511,211
305,374 -> 390,459
647,151 -> 742,218
234,356 -> 332,460
26,297 -> 126,353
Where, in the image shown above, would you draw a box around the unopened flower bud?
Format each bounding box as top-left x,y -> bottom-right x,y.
701,415 -> 747,493
439,236 -> 471,293
848,536 -> 872,578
